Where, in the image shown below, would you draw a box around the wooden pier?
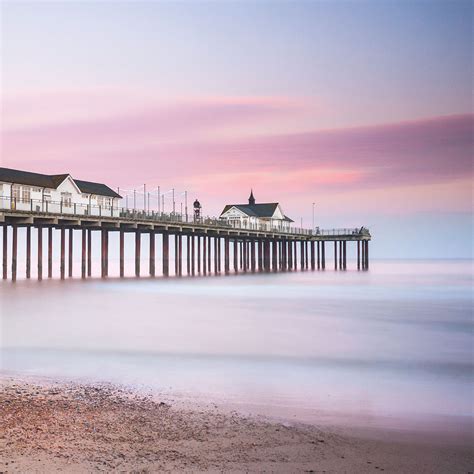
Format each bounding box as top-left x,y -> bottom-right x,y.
0,207 -> 371,281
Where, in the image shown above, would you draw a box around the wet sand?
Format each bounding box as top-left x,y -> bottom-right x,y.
1,376 -> 472,473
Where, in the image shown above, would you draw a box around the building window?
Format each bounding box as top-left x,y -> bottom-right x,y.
12,185 -> 20,201
21,186 -> 31,202
61,192 -> 72,208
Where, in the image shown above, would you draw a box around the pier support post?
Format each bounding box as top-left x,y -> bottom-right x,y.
178,234 -> 182,276
272,240 -> 278,272
38,226 -> 43,280
293,240 -> 298,270
365,241 -> 369,270
60,227 -> 65,279
334,241 -> 338,270
224,237 -> 230,274
186,235 -> 191,275
135,231 -> 141,277
305,242 -> 309,269
242,238 -> 247,273
119,230 -> 124,277
191,235 -> 195,276
12,225 -> 18,281
214,237 -> 218,274
82,229 -> 87,278
25,226 -> 31,278
2,226 -> 7,280
343,241 -> 347,270
48,227 -> 53,278
357,241 -> 360,270
317,241 -> 320,270
68,228 -> 73,277
149,232 -> 155,276
163,232 -> 169,276
250,239 -> 256,272
310,241 -> 315,270
339,241 -> 343,269
87,229 -> 91,277
263,240 -> 270,271
218,237 -> 222,273
203,235 -> 207,275
233,239 -> 238,273
197,236 -> 201,274
287,240 -> 292,270
207,236 -> 211,272
321,241 -> 325,269
101,229 -> 107,278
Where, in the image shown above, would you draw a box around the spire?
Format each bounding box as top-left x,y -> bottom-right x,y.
248,189 -> 255,206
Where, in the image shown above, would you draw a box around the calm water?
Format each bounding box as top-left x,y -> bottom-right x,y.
1,260 -> 472,434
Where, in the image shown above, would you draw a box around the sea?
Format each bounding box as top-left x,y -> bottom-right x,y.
1,254 -> 472,441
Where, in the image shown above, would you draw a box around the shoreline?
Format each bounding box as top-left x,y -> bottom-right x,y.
1,374 -> 472,473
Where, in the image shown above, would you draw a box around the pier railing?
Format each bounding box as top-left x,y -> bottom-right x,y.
0,196 -> 368,238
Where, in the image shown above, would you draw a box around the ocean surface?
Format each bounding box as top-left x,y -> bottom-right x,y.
1,259 -> 472,436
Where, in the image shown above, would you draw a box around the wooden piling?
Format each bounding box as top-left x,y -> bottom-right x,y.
357,241 -> 360,270
47,227 -> 53,278
178,234 -> 182,276
203,235 -> 207,275
119,230 -> 124,277
242,239 -> 248,273
87,229 -> 92,277
233,239 -> 238,273
26,226 -> 31,278
81,229 -> 86,278
191,235 -> 195,276
149,232 -> 155,276
310,241 -> 315,270
135,231 -> 141,277
60,227 -> 65,279
162,232 -> 169,276
68,228 -> 73,277
224,237 -> 230,274
2,225 -> 7,280
101,229 -> 106,278
214,237 -> 218,274
197,236 -> 201,274
38,226 -> 43,280
12,225 -> 17,281
334,241 -> 337,270
321,241 -> 325,269
272,240 -> 278,271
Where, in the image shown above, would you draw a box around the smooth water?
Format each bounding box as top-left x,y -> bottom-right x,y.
1,260 -> 472,433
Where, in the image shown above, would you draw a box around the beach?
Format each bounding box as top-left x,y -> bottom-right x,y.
1,375 -> 472,473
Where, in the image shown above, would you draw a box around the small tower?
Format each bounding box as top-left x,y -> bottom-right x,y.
193,199 -> 201,221
248,189 -> 255,206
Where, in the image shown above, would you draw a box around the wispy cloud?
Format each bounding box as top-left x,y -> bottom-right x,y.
1,92 -> 472,216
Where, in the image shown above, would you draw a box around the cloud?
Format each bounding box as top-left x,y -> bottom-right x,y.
1,91 -> 472,216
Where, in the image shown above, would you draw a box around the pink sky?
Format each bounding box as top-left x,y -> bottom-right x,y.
1,93 -> 472,220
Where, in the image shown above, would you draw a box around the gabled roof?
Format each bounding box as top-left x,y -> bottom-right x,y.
0,167 -> 121,199
74,179 -> 121,199
220,203 -> 293,222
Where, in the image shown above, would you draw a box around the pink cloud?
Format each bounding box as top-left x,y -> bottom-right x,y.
1,91 -> 472,216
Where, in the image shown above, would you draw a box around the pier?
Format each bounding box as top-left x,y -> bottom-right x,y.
0,199 -> 370,281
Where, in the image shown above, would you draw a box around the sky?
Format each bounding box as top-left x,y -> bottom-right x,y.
0,0 -> 472,258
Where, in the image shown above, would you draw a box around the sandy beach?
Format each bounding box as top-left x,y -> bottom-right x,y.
1,375 -> 472,473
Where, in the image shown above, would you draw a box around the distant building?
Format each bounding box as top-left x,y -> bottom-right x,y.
0,167 -> 121,214
219,190 -> 294,231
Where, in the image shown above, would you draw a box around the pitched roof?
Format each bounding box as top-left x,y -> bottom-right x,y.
219,202 -> 292,221
0,167 -> 121,198
74,179 -> 121,199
